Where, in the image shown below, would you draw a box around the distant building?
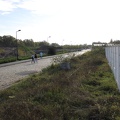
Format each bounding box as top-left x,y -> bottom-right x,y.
92,42 -> 107,47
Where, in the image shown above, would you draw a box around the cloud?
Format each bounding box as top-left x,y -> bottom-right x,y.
0,0 -> 62,16
18,0 -> 60,16
0,0 -> 20,14
0,0 -> 79,16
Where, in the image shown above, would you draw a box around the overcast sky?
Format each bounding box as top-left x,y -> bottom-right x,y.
0,0 -> 120,45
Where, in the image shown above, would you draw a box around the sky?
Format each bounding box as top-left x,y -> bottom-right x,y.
0,0 -> 120,45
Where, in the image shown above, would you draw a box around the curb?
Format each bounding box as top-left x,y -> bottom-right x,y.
0,55 -> 55,67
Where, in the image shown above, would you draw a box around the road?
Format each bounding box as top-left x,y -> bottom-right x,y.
0,49 -> 90,90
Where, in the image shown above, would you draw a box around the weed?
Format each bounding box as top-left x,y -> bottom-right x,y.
0,48 -> 120,119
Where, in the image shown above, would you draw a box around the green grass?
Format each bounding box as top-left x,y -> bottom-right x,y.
0,57 -> 17,64
0,56 -> 31,64
0,47 -> 120,120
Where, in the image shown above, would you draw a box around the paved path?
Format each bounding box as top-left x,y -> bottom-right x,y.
0,50 -> 90,90
0,58 -> 53,90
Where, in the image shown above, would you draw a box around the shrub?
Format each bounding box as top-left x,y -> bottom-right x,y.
48,46 -> 56,55
0,47 -> 120,119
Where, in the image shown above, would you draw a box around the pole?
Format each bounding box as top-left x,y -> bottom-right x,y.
62,39 -> 64,53
16,31 -> 18,60
16,30 -> 21,60
47,36 -> 51,43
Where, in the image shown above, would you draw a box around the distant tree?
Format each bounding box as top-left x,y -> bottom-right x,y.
34,42 -> 40,47
39,41 -> 49,46
23,39 -> 34,47
18,39 -> 25,47
109,39 -> 120,44
0,35 -> 16,47
51,43 -> 60,47
110,39 -> 113,43
48,46 -> 56,55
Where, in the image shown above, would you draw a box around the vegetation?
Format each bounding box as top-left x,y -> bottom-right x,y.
0,57 -> 16,64
48,46 -> 56,55
0,35 -> 91,64
0,47 -> 119,119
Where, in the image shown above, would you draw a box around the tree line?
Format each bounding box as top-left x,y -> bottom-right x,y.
0,35 -> 91,49
0,35 -> 62,48
0,35 -> 39,48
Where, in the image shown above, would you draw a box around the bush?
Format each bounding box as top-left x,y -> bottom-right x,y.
0,57 -> 16,64
0,47 -> 120,119
48,46 -> 56,55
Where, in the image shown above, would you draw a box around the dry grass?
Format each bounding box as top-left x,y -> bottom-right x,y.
0,48 -> 120,120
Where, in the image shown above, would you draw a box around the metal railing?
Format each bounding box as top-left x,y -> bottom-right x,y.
105,45 -> 120,90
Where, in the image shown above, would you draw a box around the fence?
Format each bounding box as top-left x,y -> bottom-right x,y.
105,46 -> 120,90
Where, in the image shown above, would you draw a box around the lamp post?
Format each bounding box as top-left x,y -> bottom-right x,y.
62,39 -> 64,53
16,29 -> 21,60
47,36 -> 51,43
70,41 -> 72,52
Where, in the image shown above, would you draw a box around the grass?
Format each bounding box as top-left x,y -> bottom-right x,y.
0,47 -> 120,120
0,57 -> 17,64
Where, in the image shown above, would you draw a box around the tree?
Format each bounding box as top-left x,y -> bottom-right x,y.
39,41 -> 49,46
48,46 -> 56,55
51,43 -> 60,47
23,39 -> 34,47
110,39 -> 113,43
0,35 -> 16,47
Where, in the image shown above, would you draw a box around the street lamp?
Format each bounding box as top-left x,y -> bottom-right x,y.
16,29 -> 21,60
70,41 -> 72,52
47,36 -> 51,43
62,39 -> 64,53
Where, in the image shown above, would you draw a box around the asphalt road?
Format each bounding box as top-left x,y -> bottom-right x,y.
0,49 -> 90,90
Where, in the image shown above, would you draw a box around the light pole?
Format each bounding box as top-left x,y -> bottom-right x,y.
62,39 -> 64,53
70,41 -> 72,52
16,29 -> 21,60
47,36 -> 51,43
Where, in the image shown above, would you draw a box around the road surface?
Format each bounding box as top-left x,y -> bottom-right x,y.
0,49 -> 90,90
